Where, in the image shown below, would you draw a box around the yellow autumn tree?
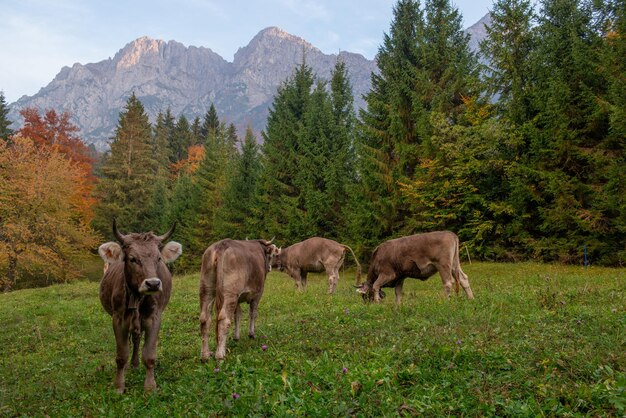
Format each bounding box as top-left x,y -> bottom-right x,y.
0,136 -> 98,290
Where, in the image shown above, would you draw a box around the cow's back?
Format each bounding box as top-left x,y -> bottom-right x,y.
368,231 -> 459,282
284,237 -> 343,266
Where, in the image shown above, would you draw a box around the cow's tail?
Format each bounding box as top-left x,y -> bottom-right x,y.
199,247 -> 219,326
343,244 -> 362,285
452,236 -> 461,295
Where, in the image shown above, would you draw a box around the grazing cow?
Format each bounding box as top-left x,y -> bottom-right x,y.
199,239 -> 279,361
356,231 -> 474,304
98,220 -> 182,393
272,237 -> 362,294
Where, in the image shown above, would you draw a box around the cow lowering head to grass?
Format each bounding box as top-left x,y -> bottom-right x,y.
272,237 -> 362,294
356,231 -> 474,304
199,239 -> 279,361
98,219 -> 182,393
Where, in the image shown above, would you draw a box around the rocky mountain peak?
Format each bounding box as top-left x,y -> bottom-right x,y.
115,36 -> 166,69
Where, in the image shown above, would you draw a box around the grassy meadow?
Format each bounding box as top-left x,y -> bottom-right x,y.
0,262 -> 625,416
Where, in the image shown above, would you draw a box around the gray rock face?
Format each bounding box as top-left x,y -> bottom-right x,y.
7,20 -> 488,151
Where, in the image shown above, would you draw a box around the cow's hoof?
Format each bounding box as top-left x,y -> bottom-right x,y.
115,386 -> 125,394
248,334 -> 256,339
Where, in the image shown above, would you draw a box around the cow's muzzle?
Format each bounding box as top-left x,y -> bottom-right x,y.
139,278 -> 162,294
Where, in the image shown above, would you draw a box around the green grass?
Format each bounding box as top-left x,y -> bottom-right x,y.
1,263 -> 625,416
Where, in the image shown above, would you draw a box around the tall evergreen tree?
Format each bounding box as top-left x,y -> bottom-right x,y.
201,104 -> 220,140
354,0 -> 480,255
0,92 -> 13,141
214,126 -> 262,239
93,93 -> 157,235
480,0 -> 537,124
259,62 -> 315,242
170,115 -> 193,162
526,0 -> 610,262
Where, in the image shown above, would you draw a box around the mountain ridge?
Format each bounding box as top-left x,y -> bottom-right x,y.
7,17 -> 489,151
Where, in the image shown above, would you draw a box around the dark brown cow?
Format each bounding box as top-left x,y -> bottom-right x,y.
356,231 -> 474,304
272,237 -> 362,294
199,239 -> 279,361
98,220 -> 182,393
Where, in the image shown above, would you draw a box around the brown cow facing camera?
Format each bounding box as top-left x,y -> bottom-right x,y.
199,239 -> 279,361
356,231 -> 474,304
98,220 -> 182,393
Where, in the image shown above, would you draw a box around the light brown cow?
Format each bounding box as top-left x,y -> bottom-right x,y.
272,237 -> 362,294
199,239 -> 279,361
356,231 -> 474,304
98,220 -> 182,393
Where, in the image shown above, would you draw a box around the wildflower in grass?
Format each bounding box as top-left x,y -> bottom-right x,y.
232,393 -> 240,400
342,367 -> 348,374
456,339 -> 462,346
344,308 -> 349,315
214,367 -> 220,373
261,344 -> 268,351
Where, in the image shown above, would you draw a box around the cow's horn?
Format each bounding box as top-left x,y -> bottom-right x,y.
157,222 -> 177,242
112,218 -> 125,243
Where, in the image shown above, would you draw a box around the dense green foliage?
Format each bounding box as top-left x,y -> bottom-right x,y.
0,263 -> 624,415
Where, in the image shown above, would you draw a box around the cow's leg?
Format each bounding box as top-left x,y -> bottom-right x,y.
458,268 -> 474,299
216,300 -> 236,360
326,268 -> 340,294
290,269 -> 303,291
372,274 -> 395,303
112,314 -> 130,394
394,279 -> 405,305
233,303 -> 242,341
141,314 -> 161,392
301,271 -> 308,291
248,298 -> 259,339
438,265 -> 455,297
200,280 -> 215,362
131,327 -> 141,368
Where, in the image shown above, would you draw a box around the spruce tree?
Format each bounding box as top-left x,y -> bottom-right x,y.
170,115 -> 193,162
258,62 -> 315,242
480,0 -> 537,124
527,0 -> 610,261
93,93 -> 157,235
201,104 -> 220,140
0,92 -> 13,141
214,126 -> 262,239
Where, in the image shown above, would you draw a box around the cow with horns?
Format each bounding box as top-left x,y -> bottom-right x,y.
98,220 -> 182,393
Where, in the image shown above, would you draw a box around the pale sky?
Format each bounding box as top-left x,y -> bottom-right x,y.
0,0 -> 495,103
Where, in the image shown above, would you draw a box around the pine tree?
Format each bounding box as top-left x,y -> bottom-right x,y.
93,93 -> 157,235
191,116 -> 202,146
153,110 -> 173,170
214,126 -> 262,239
201,104 -> 220,140
184,121 -> 237,267
170,114 -> 193,162
595,0 -> 626,263
480,0 -> 537,124
258,62 -> 315,242
0,92 -> 13,141
329,60 -> 357,241
526,0 -> 610,262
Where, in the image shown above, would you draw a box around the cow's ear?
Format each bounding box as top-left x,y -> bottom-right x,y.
161,241 -> 183,263
98,242 -> 123,263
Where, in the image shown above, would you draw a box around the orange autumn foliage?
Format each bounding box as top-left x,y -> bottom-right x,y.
171,144 -> 205,175
17,108 -> 97,223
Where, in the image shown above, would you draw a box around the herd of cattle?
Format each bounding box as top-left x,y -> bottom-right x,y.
97,220 -> 474,393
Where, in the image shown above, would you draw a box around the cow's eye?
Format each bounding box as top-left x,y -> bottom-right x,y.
129,256 -> 139,264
